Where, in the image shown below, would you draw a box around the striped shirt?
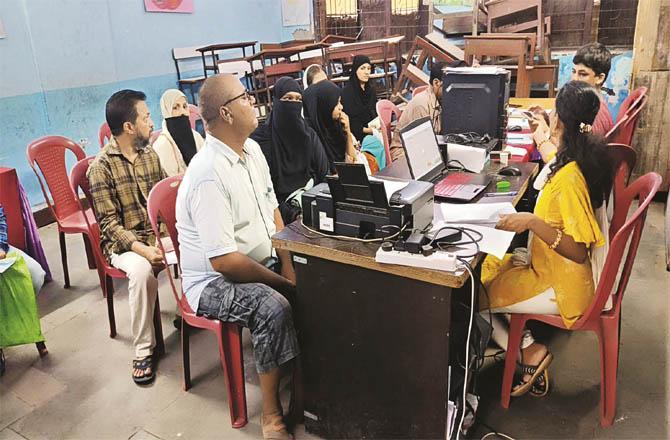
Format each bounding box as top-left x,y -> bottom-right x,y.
87,137 -> 166,260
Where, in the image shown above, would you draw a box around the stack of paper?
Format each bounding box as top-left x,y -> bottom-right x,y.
434,202 -> 516,225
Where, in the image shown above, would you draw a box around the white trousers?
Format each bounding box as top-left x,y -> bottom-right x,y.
481,288 -> 559,351
110,251 -> 158,358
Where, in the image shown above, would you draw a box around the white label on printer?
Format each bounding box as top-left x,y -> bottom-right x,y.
319,211 -> 334,232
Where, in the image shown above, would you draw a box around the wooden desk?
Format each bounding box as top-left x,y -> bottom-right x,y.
196,41 -> 257,78
272,160 -> 538,438
509,96 -> 555,110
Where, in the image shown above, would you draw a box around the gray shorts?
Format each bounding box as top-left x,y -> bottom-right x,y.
197,277 -> 299,374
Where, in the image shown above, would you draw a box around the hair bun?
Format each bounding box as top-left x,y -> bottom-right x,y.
579,122 -> 593,133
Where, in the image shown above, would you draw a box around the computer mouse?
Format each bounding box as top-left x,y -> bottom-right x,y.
508,125 -> 522,131
498,166 -> 522,176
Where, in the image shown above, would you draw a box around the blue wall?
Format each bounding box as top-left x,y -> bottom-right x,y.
0,0 -> 312,207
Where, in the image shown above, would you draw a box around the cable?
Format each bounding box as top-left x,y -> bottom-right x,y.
296,219 -> 408,243
455,261 -> 476,440
480,432 -> 516,440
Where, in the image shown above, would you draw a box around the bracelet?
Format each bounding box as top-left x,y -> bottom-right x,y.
549,229 -> 563,250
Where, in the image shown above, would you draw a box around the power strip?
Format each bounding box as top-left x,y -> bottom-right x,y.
375,248 -> 459,272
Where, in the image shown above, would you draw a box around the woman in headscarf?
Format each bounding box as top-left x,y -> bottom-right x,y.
303,80 -> 357,171
250,77 -> 329,222
152,89 -> 204,176
341,55 -> 377,143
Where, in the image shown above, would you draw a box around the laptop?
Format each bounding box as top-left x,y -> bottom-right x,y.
400,117 -> 491,201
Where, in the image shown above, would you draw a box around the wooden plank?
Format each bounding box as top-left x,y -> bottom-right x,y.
632,0 -> 661,76
631,70 -> 670,190
652,4 -> 670,71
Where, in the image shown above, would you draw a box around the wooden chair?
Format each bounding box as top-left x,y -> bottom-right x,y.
394,35 -> 457,95
172,47 -> 208,103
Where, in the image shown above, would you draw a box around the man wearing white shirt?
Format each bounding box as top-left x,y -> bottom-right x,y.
176,74 -> 298,440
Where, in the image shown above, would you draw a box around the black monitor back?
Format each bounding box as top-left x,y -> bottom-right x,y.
440,71 -> 510,148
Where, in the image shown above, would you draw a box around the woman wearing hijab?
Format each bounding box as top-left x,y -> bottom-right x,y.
341,55 -> 377,143
152,89 -> 204,176
250,77 -> 329,222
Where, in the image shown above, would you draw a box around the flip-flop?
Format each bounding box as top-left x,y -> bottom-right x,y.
511,352 -> 553,397
132,357 -> 155,385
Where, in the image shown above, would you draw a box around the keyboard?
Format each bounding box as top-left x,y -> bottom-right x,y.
434,177 -> 488,200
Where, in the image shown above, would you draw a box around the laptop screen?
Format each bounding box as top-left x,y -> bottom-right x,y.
400,117 -> 443,180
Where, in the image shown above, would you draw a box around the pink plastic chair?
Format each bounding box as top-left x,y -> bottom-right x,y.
188,104 -> 201,130
98,122 -> 112,148
605,87 -> 648,146
500,172 -> 662,427
412,85 -> 429,98
147,176 -> 248,429
70,156 -> 165,353
376,100 -> 403,165
27,136 -> 97,287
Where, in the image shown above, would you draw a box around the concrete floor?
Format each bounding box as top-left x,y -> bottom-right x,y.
1,201 -> 668,440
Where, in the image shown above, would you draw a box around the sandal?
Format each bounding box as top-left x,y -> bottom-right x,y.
132,357 -> 155,385
511,352 -> 553,397
261,414 -> 293,440
529,369 -> 550,397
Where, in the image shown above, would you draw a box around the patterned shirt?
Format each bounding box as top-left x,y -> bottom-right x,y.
0,205 -> 8,252
87,137 -> 166,260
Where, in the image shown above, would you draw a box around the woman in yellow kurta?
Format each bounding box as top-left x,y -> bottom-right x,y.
482,81 -> 613,397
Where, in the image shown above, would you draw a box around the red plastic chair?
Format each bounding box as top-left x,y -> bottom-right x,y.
605,87 -> 648,146
99,122 -> 112,148
607,143 -> 637,230
376,100 -> 403,165
147,176 -> 248,429
27,136 -> 96,288
188,104 -> 201,130
70,157 -> 165,355
500,172 -> 662,427
412,85 -> 429,98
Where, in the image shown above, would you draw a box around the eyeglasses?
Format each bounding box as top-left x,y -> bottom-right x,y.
222,91 -> 254,107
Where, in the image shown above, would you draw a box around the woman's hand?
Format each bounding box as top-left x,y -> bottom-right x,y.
496,213 -> 538,234
339,112 -> 351,134
531,115 -> 551,145
0,249 -> 6,260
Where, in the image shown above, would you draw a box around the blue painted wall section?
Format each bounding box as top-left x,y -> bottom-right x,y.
0,0 -> 311,207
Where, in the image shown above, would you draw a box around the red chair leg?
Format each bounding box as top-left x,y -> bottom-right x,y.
153,296 -> 165,357
105,276 -> 116,338
182,321 -> 192,391
598,316 -> 620,427
216,324 -> 248,429
501,314 -> 526,408
59,231 -> 70,288
82,233 -> 97,270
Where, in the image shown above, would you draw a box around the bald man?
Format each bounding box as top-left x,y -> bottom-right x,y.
175,74 -> 298,439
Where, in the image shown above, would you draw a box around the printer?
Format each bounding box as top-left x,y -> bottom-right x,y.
301,163 -> 434,239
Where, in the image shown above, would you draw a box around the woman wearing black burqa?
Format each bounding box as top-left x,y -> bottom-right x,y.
341,55 -> 378,143
302,80 -> 357,171
250,76 -> 329,223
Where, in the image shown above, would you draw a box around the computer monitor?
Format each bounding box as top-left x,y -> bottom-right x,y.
399,117 -> 443,181
440,68 -> 510,149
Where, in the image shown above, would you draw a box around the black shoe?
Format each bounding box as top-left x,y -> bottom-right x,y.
173,316 -> 182,331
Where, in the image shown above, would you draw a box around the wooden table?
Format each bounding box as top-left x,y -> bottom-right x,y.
196,41 -> 257,78
509,96 -> 555,110
272,160 -> 538,438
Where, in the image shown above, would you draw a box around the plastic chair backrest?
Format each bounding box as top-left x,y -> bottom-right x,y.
606,143 -> 637,231
69,156 -> 97,211
69,156 -> 110,280
99,122 -> 112,148
147,175 -> 184,306
27,136 -> 86,223
605,87 -> 648,146
376,100 -> 402,164
578,172 -> 662,326
188,104 -> 200,130
412,85 -> 429,98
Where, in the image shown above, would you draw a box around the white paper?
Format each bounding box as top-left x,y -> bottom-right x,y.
430,221 -> 515,260
369,177 -> 409,203
0,256 -> 17,273
434,202 -> 516,226
508,117 -> 530,129
504,145 -> 530,156
165,251 -> 177,266
506,135 -> 533,145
